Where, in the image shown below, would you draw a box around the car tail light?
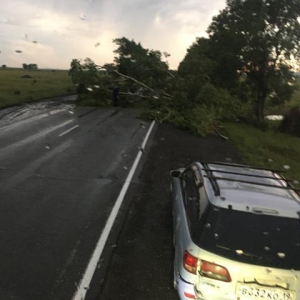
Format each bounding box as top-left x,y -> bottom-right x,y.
183,251 -> 198,274
184,292 -> 196,299
200,260 -> 231,282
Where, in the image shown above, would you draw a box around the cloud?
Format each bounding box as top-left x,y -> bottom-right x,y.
0,0 -> 227,69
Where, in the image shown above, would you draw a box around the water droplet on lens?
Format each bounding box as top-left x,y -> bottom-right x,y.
68,110 -> 74,115
293,180 -> 299,185
87,87 -> 93,92
267,158 -> 273,162
45,143 -> 51,150
277,252 -> 285,258
124,166 -> 128,170
264,246 -> 270,251
236,249 -> 243,255
205,223 -> 211,228
283,165 -> 290,170
226,157 -> 232,161
263,231 -> 269,235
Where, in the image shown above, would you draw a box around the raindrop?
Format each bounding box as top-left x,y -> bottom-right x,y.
15,50 -> 22,54
93,85 -> 99,89
267,158 -> 273,162
80,14 -> 86,20
32,40 -> 38,44
293,180 -> 299,185
124,166 -> 128,170
263,231 -> 269,235
131,59 -> 137,63
277,252 -> 285,258
123,54 -> 132,59
95,42 -> 100,47
205,223 -> 211,229
264,246 -> 270,252
87,87 -> 93,92
68,110 -> 74,115
226,157 -> 232,161
283,165 -> 290,170
214,233 -> 219,239
236,250 -> 243,255
45,143 -> 51,150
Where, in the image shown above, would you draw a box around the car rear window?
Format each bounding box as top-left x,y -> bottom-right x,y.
193,205 -> 300,269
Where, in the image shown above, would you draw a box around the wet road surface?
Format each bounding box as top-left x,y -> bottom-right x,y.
0,100 -> 153,300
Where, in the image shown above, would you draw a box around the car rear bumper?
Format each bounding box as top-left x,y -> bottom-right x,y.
176,275 -> 197,300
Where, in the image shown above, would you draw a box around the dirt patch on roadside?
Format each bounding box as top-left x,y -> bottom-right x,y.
98,122 -> 242,300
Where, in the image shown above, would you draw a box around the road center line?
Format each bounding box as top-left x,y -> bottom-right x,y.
58,125 -> 79,137
72,120 -> 156,300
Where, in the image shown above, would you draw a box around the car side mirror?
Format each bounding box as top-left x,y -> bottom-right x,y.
170,170 -> 181,178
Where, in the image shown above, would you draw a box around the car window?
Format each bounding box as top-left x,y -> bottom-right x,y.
182,168 -> 200,232
193,205 -> 300,270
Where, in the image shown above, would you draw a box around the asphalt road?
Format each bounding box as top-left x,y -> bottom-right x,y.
0,100 -> 153,300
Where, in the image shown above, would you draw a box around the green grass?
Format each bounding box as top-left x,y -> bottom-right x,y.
0,68 -> 75,108
223,122 -> 300,182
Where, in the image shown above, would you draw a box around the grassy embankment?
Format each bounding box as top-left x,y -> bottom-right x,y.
224,80 -> 300,182
0,68 -> 75,109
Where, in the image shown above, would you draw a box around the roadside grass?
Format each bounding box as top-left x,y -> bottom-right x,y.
223,122 -> 300,183
0,68 -> 75,109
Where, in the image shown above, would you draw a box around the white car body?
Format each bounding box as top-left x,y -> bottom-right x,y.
171,162 -> 300,300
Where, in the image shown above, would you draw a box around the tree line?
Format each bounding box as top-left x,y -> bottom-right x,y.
69,0 -> 300,136
22,63 -> 38,70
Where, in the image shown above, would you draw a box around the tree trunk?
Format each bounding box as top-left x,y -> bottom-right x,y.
255,76 -> 267,121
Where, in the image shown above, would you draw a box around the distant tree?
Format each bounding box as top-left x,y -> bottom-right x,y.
207,0 -> 300,120
22,63 -> 38,70
28,64 -> 38,70
2,64 -> 6,68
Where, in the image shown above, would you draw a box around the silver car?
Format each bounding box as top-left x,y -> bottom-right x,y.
171,161 -> 300,300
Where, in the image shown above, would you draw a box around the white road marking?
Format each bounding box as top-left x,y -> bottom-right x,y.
58,125 -> 79,137
72,120 -> 156,300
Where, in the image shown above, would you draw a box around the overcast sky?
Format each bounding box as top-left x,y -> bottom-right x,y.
0,0 -> 226,70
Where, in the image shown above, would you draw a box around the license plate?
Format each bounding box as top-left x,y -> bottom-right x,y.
237,284 -> 295,300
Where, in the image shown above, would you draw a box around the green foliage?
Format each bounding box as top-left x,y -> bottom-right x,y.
224,122 -> 300,181
207,0 -> 300,120
69,36 -> 244,136
113,37 -> 170,91
69,58 -> 100,89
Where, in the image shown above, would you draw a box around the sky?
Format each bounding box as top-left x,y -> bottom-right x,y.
0,0 -> 227,70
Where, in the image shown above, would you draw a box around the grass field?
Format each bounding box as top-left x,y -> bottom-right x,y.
0,68 -> 75,108
223,121 -> 300,183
